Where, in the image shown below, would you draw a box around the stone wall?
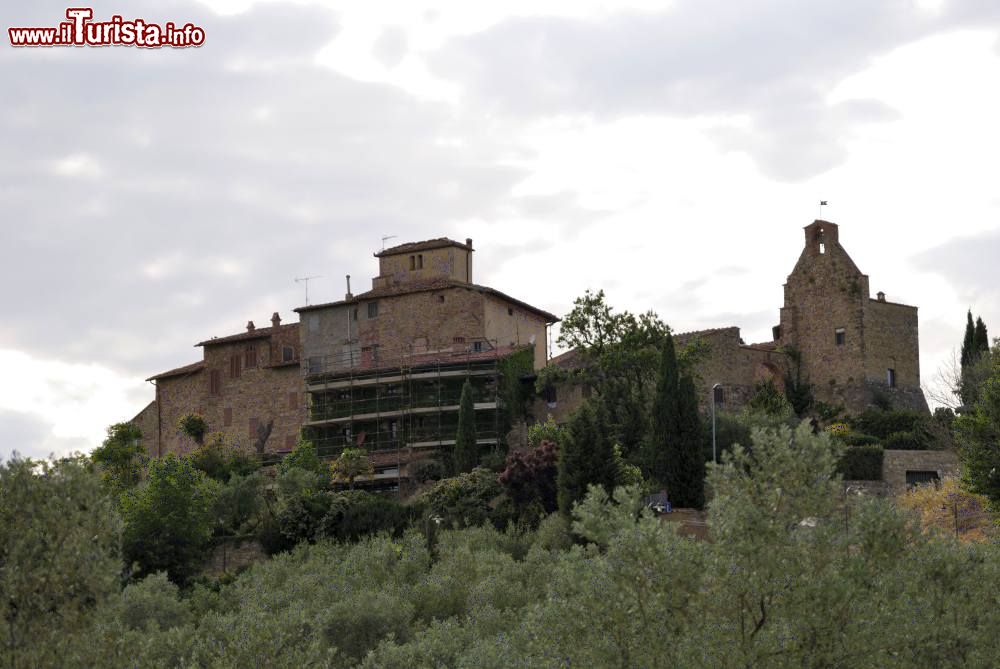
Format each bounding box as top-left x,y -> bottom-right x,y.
882,449 -> 960,494
203,539 -> 266,577
676,327 -> 787,412
483,293 -> 548,370
154,327 -> 306,456
131,400 -> 160,458
375,245 -> 473,287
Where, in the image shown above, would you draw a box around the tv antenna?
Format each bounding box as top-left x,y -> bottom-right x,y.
294,275 -> 322,305
381,235 -> 397,250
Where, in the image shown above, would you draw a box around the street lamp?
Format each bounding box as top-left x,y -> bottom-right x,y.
711,383 -> 722,464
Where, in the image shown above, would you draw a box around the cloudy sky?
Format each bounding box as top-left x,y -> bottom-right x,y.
2,0 -> 999,460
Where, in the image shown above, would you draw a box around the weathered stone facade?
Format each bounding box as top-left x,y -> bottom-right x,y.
140,314 -> 307,457
882,449 -> 959,494
776,221 -> 926,413
297,238 -> 554,375
544,220 -> 927,419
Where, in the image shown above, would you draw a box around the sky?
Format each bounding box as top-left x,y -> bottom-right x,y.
2,0 -> 999,460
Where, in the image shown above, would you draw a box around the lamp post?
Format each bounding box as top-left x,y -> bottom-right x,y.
711,383 -> 721,464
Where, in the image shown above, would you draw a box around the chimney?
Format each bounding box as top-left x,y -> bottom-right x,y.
877,291 -> 886,302
466,237 -> 473,248
345,274 -> 353,300
246,320 -> 255,332
271,312 -> 281,328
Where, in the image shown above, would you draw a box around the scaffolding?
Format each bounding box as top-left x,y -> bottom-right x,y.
301,338 -> 513,492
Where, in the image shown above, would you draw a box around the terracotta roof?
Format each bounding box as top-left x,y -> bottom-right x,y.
147,360 -> 204,382
374,237 -> 472,257
196,322 -> 299,347
548,348 -> 585,370
674,326 -> 740,341
295,280 -> 559,322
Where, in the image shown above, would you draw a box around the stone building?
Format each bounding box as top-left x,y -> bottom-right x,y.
136,313 -> 306,457
541,220 -> 927,418
295,237 -> 558,488
774,220 -> 926,412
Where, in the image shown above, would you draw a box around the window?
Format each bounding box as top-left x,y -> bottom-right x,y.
906,470 -> 940,488
819,243 -> 826,254
209,370 -> 222,396
245,345 -> 257,368
453,336 -> 465,345
409,255 -> 416,270
713,385 -> 725,405
223,407 -> 233,427
367,301 -> 379,319
472,340 -> 484,353
508,307 -> 514,316
887,368 -> 897,388
308,356 -> 322,374
437,294 -> 445,303
417,254 -> 423,269
249,417 -> 258,440
230,355 -> 241,379
835,328 -> 846,346
282,346 -> 295,362
351,307 -> 358,321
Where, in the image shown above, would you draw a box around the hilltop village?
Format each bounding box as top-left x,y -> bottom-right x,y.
133,220 -> 945,491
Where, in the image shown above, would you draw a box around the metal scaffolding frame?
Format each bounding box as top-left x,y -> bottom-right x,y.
301,339 -> 507,493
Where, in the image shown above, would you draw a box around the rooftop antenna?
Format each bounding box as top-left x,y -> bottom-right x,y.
294,275 -> 322,305
818,200 -> 828,219
381,235 -> 397,251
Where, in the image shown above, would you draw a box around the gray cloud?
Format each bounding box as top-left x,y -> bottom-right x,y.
0,410 -> 89,461
430,0 -> 1000,180
1,0 -> 596,377
912,229 -> 1000,326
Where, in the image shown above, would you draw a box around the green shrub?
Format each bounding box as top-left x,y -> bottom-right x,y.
883,430 -> 927,450
838,432 -> 880,447
279,439 -> 328,478
837,446 -> 884,480
321,592 -> 414,662
416,468 -> 503,529
320,491 -> 412,542
409,459 -> 444,483
121,572 -> 191,632
850,409 -> 927,441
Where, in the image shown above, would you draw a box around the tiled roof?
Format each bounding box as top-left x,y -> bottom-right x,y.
548,348 -> 585,370
196,322 -> 298,347
674,326 -> 740,341
374,237 -> 471,257
295,280 -> 559,322
146,360 -> 204,382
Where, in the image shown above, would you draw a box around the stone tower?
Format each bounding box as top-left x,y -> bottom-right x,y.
776,220 -> 927,413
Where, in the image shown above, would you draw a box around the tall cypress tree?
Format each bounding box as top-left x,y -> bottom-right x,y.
973,317 -> 990,357
648,334 -> 681,487
961,310 -> 976,368
453,379 -> 478,473
557,401 -> 615,516
673,375 -> 706,508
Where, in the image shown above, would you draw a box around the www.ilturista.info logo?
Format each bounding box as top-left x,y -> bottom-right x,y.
8,8 -> 205,48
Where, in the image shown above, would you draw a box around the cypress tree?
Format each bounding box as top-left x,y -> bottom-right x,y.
973,317 -> 990,357
453,379 -> 478,473
673,375 -> 706,508
648,334 -> 681,487
557,402 -> 615,516
961,310 -> 976,368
